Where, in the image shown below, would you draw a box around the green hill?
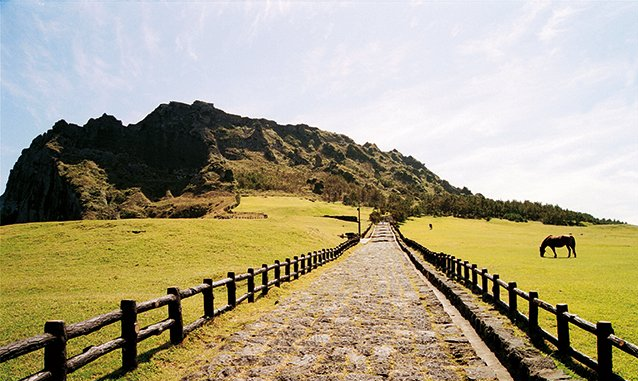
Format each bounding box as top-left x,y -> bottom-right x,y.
0,100 -> 464,225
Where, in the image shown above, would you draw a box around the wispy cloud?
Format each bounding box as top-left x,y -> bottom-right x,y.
538,6 -> 581,42
460,2 -> 549,60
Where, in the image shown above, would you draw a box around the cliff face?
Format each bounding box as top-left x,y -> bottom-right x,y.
0,100 -> 466,225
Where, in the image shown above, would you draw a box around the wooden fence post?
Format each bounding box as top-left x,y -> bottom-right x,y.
508,282 -> 517,320
247,268 -> 255,303
529,291 -> 539,337
463,261 -> 470,284
556,304 -> 570,356
596,321 -> 614,379
167,287 -> 184,344
285,258 -> 291,282
456,258 -> 462,279
44,320 -> 67,381
120,299 -> 138,370
294,256 -> 299,280
300,255 -> 306,275
261,264 -> 269,296
481,268 -> 489,299
448,256 -> 454,277
274,260 -> 281,287
227,272 -> 236,308
203,278 -> 214,318
471,264 -> 478,293
492,274 -> 500,303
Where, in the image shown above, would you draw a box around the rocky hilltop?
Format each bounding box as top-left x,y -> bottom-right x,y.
0,101 -> 467,225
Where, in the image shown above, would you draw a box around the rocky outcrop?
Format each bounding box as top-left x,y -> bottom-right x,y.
1,100 -> 465,225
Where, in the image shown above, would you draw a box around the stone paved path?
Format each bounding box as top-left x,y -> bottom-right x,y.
183,223 -> 499,381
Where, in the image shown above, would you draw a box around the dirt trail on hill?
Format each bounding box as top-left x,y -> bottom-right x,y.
182,223 -> 508,381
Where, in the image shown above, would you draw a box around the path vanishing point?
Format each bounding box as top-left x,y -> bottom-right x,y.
182,223 -> 514,381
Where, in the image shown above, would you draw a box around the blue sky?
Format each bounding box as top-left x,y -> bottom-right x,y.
1,1 -> 637,224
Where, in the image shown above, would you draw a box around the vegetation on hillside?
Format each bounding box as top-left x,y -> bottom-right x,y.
351,188 -> 624,226
415,192 -> 625,226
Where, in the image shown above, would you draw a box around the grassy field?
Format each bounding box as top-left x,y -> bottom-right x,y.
401,216 -> 638,379
0,196 -> 370,380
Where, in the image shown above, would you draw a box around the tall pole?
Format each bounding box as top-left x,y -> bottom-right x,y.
357,206 -> 361,237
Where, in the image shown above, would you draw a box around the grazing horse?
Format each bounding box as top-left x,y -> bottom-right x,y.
540,235 -> 577,258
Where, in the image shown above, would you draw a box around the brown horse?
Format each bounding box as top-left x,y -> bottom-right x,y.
540,235 -> 577,258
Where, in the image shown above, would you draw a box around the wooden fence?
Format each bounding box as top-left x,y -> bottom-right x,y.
0,237 -> 359,381
394,227 -> 638,380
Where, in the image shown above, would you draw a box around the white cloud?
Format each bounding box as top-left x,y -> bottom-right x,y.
538,6 -> 581,42
460,2 -> 549,60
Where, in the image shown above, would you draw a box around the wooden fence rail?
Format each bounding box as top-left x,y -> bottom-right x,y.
394,227 -> 637,380
0,237 -> 360,381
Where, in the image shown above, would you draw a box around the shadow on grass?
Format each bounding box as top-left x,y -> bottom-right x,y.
510,318 -> 624,381
96,341 -> 173,381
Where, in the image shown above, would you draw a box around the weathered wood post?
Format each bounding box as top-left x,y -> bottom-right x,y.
481,268 -> 489,299
285,258 -> 291,282
120,299 -> 138,370
203,278 -> 214,318
528,291 -> 539,337
300,255 -> 306,275
247,268 -> 255,303
492,274 -> 500,303
274,260 -> 281,287
556,304 -> 570,356
44,320 -> 67,381
596,321 -> 614,379
308,252 -> 314,272
167,287 -> 184,344
463,261 -> 470,284
227,272 -> 236,308
508,282 -> 518,320
261,264 -> 269,296
448,256 -> 454,277
456,258 -> 462,279
313,251 -> 318,269
471,264 -> 478,292
293,256 -> 299,280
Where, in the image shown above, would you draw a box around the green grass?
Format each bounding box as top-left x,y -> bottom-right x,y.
401,216 -> 638,379
0,196 -> 370,380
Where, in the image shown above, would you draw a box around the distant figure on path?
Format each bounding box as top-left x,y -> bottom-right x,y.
429,223 -> 433,230
540,235 -> 577,258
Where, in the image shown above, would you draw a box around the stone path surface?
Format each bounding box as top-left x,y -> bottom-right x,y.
183,223 -> 500,381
